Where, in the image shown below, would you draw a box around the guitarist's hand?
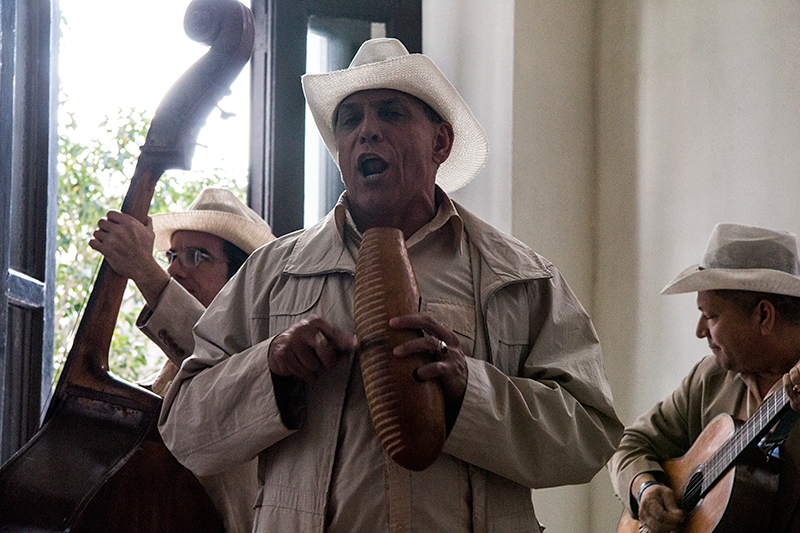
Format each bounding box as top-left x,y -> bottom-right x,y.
784,365 -> 800,413
636,477 -> 684,533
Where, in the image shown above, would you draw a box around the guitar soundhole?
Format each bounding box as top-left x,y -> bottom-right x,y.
682,470 -> 704,511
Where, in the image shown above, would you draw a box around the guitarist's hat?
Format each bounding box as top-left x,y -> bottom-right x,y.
662,223 -> 800,298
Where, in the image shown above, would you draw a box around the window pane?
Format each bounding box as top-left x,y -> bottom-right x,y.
304,18 -> 386,227
56,0 -> 250,385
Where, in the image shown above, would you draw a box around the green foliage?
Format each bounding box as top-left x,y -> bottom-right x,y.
55,99 -> 246,386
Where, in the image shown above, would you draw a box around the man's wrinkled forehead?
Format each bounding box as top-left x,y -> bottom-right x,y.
333,89 -> 425,126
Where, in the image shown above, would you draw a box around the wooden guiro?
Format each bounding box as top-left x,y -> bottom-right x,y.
354,227 -> 447,471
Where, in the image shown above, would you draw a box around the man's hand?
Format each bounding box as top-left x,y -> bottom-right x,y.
90,211 -> 160,281
633,475 -> 684,533
389,313 -> 468,427
269,316 -> 357,382
89,210 -> 169,305
784,363 -> 800,412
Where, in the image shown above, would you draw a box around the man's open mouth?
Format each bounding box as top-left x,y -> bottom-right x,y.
359,155 -> 389,177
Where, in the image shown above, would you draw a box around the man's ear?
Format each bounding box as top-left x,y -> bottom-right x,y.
758,299 -> 777,334
432,122 -> 454,165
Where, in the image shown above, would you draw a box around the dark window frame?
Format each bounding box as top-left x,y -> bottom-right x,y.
249,0 -> 421,236
0,0 -> 59,462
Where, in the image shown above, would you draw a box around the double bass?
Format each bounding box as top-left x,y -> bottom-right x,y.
0,0 -> 254,530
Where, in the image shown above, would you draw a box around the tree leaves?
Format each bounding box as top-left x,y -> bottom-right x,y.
55,99 -> 246,386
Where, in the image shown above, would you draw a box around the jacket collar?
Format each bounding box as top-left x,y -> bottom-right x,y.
284,209 -> 354,276
283,192 -> 554,285
285,190 -> 463,277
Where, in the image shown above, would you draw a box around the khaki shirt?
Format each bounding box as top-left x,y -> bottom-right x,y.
327,195 -> 476,531
160,192 -> 623,532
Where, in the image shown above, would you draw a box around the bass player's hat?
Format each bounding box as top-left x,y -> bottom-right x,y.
661,223 -> 800,298
302,37 -> 488,194
152,188 -> 275,255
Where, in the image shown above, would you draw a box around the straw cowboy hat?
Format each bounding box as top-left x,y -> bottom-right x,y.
152,188 -> 275,254
302,37 -> 489,194
661,223 -> 800,298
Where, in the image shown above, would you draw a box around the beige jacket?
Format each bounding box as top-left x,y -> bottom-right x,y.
160,202 -> 623,532
139,279 -> 257,533
137,279 -> 202,395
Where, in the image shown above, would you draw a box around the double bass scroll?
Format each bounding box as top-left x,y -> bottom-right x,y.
0,1 -> 254,531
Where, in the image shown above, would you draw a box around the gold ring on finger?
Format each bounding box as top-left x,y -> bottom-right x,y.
314,331 -> 328,352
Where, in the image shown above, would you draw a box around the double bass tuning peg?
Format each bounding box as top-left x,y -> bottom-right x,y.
216,104 -> 236,120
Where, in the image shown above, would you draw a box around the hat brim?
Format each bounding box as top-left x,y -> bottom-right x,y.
302,54 -> 488,194
152,211 -> 275,254
661,264 -> 800,298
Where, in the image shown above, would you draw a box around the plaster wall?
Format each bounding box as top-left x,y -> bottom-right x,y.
423,0 -> 515,235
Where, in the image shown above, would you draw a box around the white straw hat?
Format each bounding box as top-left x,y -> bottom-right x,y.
302,38 -> 488,194
152,188 -> 275,254
661,223 -> 800,298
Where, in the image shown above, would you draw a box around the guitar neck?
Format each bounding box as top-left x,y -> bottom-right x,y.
702,386 -> 791,495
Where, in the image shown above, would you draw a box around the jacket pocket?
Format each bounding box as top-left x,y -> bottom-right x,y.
425,298 -> 476,358
259,275 -> 328,334
485,283 -> 531,375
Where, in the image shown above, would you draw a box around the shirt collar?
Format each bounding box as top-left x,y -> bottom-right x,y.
738,372 -> 784,418
333,186 -> 464,252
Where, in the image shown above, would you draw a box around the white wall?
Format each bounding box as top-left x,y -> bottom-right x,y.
425,1 -> 602,531
593,2 -> 643,530
511,2 -> 599,532
595,2 -> 800,530
632,0 -> 800,410
510,0 -> 597,305
423,0 -> 515,234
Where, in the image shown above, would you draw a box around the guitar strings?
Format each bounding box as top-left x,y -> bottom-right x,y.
698,387 -> 787,498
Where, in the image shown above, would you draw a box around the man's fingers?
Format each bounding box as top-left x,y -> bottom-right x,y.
389,313 -> 458,347
640,486 -> 684,533
269,316 -> 357,382
308,331 -> 343,372
316,321 -> 359,356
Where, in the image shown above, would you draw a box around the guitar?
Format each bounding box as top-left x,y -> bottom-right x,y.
617,387 -> 792,533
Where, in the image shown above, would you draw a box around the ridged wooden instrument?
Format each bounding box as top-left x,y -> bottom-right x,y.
353,227 -> 446,471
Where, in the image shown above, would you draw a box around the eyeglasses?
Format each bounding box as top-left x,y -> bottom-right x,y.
164,247 -> 227,269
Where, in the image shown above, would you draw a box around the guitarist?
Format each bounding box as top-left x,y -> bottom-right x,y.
608,223 -> 800,533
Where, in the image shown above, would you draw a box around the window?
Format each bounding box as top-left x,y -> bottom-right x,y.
0,0 -> 420,462
305,19 -> 387,226
0,0 -> 59,462
249,0 -> 421,236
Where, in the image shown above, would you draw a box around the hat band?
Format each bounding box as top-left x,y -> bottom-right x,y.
700,240 -> 800,275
